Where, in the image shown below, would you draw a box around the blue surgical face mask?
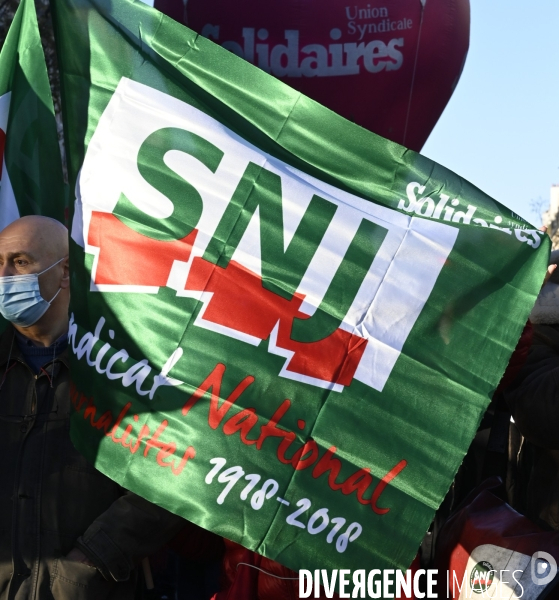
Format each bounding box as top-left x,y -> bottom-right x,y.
0,257 -> 66,327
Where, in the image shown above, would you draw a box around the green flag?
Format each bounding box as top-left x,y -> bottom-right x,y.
0,0 -> 65,225
52,0 -> 548,573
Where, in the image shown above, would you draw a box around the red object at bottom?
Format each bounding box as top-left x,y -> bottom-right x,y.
211,540 -> 337,600
211,541 -> 421,600
434,478 -> 559,599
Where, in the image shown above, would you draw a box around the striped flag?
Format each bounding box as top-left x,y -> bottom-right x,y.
0,0 -> 65,228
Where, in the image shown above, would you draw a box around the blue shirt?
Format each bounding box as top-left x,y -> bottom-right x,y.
15,330 -> 68,375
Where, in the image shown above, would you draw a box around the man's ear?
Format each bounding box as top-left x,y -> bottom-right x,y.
60,256 -> 70,289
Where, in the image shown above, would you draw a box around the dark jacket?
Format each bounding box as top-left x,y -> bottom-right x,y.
0,326 -> 184,600
504,323 -> 559,530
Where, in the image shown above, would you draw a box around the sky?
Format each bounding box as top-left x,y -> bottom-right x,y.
421,0 -> 559,226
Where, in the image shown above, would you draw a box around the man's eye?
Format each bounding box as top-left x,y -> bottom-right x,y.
15,260 -> 27,266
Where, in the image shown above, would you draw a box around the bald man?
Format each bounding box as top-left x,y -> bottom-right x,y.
0,216 -> 184,600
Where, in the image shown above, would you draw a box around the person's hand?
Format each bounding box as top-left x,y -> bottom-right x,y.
544,263 -> 557,287
539,226 -> 556,287
66,547 -> 97,568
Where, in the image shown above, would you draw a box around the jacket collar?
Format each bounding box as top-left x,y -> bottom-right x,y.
0,325 -> 69,369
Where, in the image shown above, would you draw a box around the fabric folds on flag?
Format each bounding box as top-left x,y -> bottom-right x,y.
51,0 -> 548,573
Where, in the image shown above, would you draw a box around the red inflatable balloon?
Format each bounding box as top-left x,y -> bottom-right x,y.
155,0 -> 469,152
